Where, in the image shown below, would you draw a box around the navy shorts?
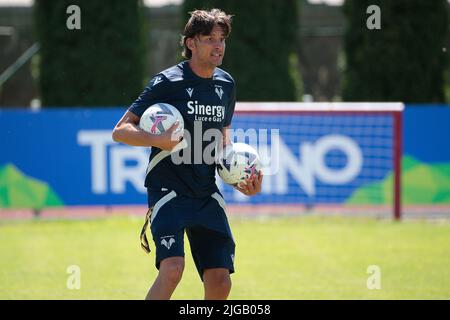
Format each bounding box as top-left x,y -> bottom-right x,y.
147,189 -> 235,281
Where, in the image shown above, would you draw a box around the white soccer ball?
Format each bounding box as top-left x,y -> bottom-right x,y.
216,143 -> 261,186
139,103 -> 184,136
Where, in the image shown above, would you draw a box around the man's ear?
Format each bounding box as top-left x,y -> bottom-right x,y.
186,38 -> 195,51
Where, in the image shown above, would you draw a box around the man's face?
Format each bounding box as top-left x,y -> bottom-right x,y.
189,24 -> 226,68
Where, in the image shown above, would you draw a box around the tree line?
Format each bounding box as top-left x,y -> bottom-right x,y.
34,0 -> 449,106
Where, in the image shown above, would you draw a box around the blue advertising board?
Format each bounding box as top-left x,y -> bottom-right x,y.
0,105 -> 449,208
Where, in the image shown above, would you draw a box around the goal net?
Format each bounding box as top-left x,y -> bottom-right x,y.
217,102 -> 403,220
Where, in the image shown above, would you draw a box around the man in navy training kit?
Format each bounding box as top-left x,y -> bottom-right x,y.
112,9 -> 263,300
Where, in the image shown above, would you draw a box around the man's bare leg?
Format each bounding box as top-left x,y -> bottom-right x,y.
203,268 -> 232,300
146,257 -> 185,300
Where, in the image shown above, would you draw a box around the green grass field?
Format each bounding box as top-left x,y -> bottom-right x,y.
1,215 -> 449,300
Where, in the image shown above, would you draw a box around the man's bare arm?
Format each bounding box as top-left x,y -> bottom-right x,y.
112,110 -> 180,150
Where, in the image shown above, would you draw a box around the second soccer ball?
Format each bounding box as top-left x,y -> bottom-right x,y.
216,143 -> 262,186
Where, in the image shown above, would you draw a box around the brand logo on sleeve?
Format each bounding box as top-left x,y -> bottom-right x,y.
152,76 -> 163,86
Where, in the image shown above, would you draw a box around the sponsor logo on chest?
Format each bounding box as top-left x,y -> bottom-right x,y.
187,100 -> 225,122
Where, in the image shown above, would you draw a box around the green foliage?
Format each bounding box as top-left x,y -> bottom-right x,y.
182,0 -> 302,101
34,0 -> 146,107
342,0 -> 449,103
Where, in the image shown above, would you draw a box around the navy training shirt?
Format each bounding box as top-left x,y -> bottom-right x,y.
128,60 -> 236,198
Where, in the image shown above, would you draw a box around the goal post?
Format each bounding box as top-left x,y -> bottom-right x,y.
231,102 -> 404,220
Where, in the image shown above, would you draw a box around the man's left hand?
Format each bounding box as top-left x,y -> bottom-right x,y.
234,171 -> 263,196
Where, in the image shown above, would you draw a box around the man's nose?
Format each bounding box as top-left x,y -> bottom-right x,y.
214,40 -> 224,49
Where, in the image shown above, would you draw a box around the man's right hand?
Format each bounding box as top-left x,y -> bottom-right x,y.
152,121 -> 183,151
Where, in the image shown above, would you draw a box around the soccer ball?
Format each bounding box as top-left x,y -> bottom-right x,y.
216,143 -> 261,186
139,103 -> 184,136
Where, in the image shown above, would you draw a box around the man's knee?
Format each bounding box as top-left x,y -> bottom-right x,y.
204,268 -> 232,292
159,257 -> 185,285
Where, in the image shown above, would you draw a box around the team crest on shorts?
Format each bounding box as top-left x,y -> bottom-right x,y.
161,235 -> 175,249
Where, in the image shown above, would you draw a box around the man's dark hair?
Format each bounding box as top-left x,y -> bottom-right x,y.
181,9 -> 233,59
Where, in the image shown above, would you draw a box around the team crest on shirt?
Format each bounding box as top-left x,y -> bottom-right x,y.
215,85 -> 224,100
186,88 -> 194,97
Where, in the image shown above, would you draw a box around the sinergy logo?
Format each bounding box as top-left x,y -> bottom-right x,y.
187,100 -> 225,122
